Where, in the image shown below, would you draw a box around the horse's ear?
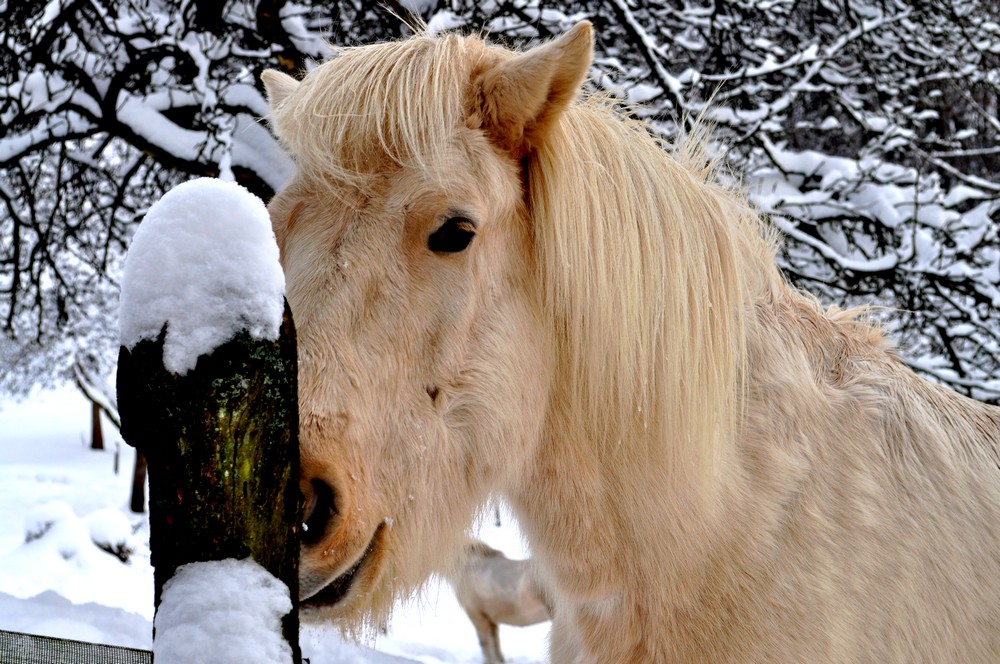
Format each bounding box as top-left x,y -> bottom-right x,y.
261,69 -> 300,110
476,21 -> 593,156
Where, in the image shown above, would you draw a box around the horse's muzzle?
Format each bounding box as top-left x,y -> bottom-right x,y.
300,521 -> 386,606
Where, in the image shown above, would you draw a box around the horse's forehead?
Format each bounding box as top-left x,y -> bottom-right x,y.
351,129 -> 520,216
282,38 -> 521,217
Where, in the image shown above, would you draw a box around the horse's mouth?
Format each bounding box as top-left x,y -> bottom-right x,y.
303,522 -> 386,607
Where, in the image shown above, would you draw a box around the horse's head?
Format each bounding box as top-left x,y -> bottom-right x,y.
262,23 -> 593,626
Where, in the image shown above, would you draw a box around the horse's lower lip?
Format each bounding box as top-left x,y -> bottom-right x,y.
303,523 -> 385,607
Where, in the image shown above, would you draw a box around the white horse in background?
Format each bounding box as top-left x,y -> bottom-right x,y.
445,540 -> 551,664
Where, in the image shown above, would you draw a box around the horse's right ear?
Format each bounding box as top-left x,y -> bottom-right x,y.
475,21 -> 593,157
261,69 -> 300,110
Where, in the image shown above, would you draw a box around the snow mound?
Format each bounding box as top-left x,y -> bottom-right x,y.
0,501 -> 152,618
119,178 -> 285,375
153,558 -> 292,664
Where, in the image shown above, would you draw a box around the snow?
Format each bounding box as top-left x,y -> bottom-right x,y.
0,385 -> 551,662
231,116 -> 296,192
119,178 -> 285,375
114,93 -> 208,162
0,589 -> 152,648
154,558 -> 292,664
399,0 -> 437,12
426,11 -> 465,35
0,498 -> 152,619
627,83 -> 663,103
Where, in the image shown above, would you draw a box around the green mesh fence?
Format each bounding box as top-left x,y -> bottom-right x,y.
0,629 -> 151,664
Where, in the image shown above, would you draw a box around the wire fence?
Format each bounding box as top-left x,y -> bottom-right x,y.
0,629 -> 151,664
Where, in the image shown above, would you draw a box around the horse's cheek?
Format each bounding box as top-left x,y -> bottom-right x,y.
477,301 -> 552,482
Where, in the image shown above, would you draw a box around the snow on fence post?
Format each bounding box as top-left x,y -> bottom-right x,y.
116,178 -> 300,664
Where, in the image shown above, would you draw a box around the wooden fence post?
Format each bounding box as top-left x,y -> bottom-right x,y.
116,178 -> 300,662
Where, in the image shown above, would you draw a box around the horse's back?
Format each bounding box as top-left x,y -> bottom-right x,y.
741,310 -> 1000,662
876,362 -> 1000,659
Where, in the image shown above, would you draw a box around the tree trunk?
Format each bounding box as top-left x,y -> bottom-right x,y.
129,451 -> 147,514
90,401 -> 104,450
117,303 -> 300,661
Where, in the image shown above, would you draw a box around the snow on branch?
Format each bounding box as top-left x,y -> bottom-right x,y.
606,0 -> 690,120
72,353 -> 120,429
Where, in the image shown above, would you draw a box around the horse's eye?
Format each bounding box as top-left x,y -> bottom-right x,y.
428,217 -> 476,254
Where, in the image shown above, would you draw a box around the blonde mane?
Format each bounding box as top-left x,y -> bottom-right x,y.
530,103 -> 778,486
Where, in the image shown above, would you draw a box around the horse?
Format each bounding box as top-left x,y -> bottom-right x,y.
261,21 -> 1000,663
445,540 -> 551,664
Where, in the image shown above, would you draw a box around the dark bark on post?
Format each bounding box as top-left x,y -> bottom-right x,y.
116,303 -> 300,662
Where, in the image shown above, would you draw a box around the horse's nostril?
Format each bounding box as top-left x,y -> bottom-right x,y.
302,478 -> 337,545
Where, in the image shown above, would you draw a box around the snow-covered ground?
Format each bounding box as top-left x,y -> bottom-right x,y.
0,385 -> 550,662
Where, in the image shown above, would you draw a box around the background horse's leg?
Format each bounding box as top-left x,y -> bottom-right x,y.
468,610 -> 504,664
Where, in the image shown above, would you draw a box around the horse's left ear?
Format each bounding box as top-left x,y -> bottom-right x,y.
475,21 -> 593,156
261,69 -> 300,111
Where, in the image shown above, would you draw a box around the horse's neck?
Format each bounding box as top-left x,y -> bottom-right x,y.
512,281 -> 886,604
511,393 -> 739,607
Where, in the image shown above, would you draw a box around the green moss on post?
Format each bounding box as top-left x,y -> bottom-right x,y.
117,302 -> 300,662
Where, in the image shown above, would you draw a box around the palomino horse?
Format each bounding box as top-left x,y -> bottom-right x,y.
262,22 -> 1000,663
446,540 -> 551,664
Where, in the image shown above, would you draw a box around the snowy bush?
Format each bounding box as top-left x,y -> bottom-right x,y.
23,501 -> 79,544
85,507 -> 136,563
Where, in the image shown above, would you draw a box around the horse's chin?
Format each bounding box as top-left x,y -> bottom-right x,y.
301,522 -> 388,612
